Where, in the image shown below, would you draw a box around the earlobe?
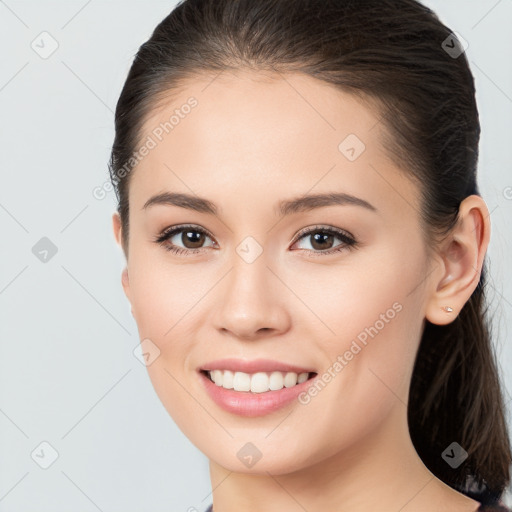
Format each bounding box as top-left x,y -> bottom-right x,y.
425,195 -> 490,326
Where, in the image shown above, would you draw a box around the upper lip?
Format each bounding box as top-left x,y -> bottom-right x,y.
198,358 -> 316,374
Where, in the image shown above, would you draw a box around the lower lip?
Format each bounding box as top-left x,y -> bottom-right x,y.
198,371 -> 317,417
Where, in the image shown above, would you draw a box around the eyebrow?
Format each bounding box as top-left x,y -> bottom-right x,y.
142,191 -> 377,216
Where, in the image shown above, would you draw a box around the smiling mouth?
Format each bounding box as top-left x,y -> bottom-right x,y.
200,369 -> 318,393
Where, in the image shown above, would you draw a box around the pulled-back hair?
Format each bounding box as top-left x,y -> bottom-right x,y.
109,0 -> 511,503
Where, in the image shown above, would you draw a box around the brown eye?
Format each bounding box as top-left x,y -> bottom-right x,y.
154,225 -> 216,255
180,229 -> 207,249
292,225 -> 357,256
309,232 -> 336,251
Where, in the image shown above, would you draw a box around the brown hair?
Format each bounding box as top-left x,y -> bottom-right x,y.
108,0 -> 511,503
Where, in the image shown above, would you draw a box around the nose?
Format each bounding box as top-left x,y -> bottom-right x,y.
212,253 -> 291,340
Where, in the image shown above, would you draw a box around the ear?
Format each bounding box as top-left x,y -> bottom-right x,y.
112,212 -> 133,310
112,211 -> 124,251
425,195 -> 490,325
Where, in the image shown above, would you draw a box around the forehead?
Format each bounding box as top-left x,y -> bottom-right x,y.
140,69 -> 381,157
130,69 -> 420,220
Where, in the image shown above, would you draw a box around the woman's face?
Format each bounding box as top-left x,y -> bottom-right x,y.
113,69 -> 437,474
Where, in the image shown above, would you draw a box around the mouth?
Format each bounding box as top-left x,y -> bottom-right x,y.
197,368 -> 320,417
199,369 -> 318,394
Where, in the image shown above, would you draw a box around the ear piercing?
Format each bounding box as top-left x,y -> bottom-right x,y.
442,306 -> 453,313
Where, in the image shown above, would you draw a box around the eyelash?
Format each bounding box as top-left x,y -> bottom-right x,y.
153,224 -> 358,257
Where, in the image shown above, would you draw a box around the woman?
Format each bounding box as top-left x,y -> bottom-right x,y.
109,0 -> 512,510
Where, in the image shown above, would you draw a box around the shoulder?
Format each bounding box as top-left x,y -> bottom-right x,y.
201,501 -> 512,511
477,503 -> 512,511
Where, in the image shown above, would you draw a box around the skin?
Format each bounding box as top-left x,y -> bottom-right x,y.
112,69 -> 489,512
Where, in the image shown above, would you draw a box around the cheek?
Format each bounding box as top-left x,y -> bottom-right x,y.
305,246 -> 425,398
128,248 -> 208,338
286,267 -> 423,459
127,260 -> 201,426
127,256 -> 202,418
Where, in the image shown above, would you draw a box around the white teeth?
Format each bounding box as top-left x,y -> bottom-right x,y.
220,370 -> 234,389
208,370 -> 310,393
234,371 -> 251,391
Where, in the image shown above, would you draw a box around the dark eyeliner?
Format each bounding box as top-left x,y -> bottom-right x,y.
153,224 -> 358,256
153,224 -> 214,254
292,225 -> 358,256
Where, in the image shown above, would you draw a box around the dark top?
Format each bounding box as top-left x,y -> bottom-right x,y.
203,501 -> 511,511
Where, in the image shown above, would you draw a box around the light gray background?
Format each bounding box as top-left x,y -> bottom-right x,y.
0,1 -> 511,510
